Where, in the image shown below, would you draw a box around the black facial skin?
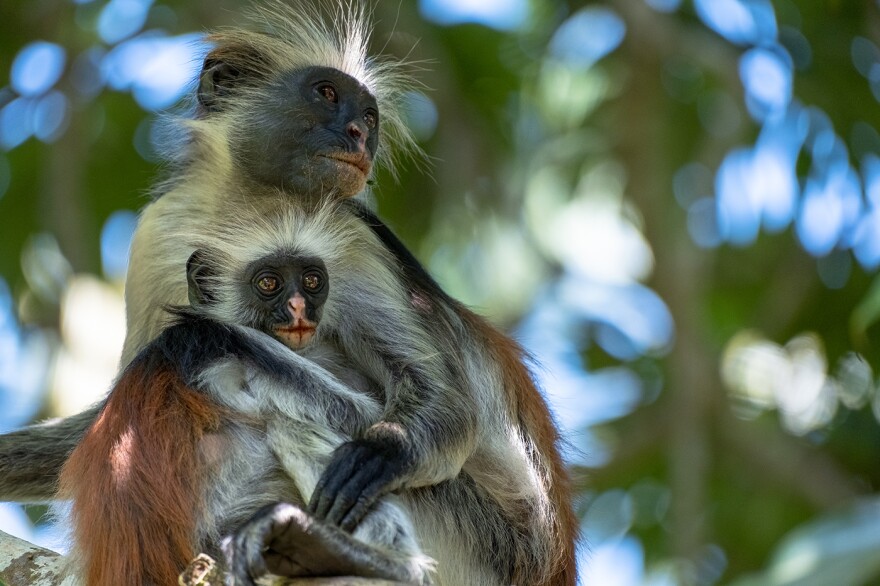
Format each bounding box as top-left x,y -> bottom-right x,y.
186,250 -> 329,350
227,66 -> 379,197
243,252 -> 329,330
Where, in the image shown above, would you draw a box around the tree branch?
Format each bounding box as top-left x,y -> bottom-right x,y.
0,530 -> 65,586
0,531 -> 405,586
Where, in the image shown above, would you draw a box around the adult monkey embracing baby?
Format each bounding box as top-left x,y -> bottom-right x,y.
0,2 -> 579,584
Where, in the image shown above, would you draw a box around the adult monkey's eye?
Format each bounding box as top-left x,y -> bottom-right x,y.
363,110 -> 377,129
256,273 -> 281,294
318,84 -> 337,103
302,271 -> 324,293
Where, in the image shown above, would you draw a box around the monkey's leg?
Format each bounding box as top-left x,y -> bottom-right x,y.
222,502 -> 430,586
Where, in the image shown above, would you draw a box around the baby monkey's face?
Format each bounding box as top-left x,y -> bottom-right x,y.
244,254 -> 330,351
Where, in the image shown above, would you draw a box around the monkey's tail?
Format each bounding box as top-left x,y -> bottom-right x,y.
59,356 -> 222,586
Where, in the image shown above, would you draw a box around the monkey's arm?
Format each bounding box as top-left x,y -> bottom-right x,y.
0,406 -> 99,502
310,211 -> 480,529
309,346 -> 477,531
0,312 -> 250,505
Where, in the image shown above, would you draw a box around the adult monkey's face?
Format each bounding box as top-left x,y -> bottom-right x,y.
233,66 -> 380,198
199,57 -> 380,198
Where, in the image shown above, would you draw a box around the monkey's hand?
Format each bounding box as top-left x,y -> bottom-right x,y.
309,436 -> 415,531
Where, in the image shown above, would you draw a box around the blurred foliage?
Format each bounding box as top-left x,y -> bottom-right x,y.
3,0 -> 880,584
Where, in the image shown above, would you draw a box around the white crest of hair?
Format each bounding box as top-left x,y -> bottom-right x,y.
192,0 -> 422,177
210,196 -> 355,269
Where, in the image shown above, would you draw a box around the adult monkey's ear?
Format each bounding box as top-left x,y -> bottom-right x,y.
197,58 -> 242,112
197,39 -> 273,113
186,249 -> 218,307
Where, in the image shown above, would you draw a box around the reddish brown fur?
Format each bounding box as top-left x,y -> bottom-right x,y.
59,362 -> 222,586
461,309 -> 579,586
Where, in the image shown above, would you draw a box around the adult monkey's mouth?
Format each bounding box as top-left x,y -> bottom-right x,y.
321,151 -> 372,176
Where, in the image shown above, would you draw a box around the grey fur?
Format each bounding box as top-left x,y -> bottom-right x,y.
190,325 -> 435,584
0,410 -> 95,502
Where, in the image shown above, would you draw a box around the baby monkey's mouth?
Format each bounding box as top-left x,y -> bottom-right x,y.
273,324 -> 316,350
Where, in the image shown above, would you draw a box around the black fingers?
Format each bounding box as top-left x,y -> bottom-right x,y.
308,438 -> 413,531
309,442 -> 361,521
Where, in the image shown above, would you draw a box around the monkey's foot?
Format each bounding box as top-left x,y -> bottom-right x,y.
223,502 -> 417,585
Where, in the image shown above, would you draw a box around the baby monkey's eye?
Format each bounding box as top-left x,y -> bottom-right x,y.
302,271 -> 324,293
256,274 -> 280,293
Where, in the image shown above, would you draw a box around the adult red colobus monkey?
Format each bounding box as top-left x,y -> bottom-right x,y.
1,2 -> 578,584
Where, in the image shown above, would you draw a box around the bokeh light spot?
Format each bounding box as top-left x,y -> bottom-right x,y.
796,164 -> 861,256
673,162 -> 713,209
694,0 -> 776,46
713,121 -> 803,247
723,331 -> 838,434
549,7 -> 626,69
715,149 -> 761,246
852,207 -> 880,269
0,277 -> 51,432
580,536 -> 645,586
101,210 -> 139,280
54,276 -> 126,416
132,116 -> 165,162
688,197 -> 722,248
851,37 -> 880,78
98,0 -> 154,44
583,490 -> 635,544
71,47 -> 107,98
0,97 -> 35,150
33,91 -> 70,143
102,33 -> 205,111
402,91 -> 439,141
419,0 -> 527,31
739,46 -> 792,122
21,234 -> 73,304
817,250 -> 851,290
780,25 -> 811,70
11,42 -> 67,97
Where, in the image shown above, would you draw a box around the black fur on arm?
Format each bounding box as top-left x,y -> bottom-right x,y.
136,310 -> 295,388
143,310 -> 344,401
